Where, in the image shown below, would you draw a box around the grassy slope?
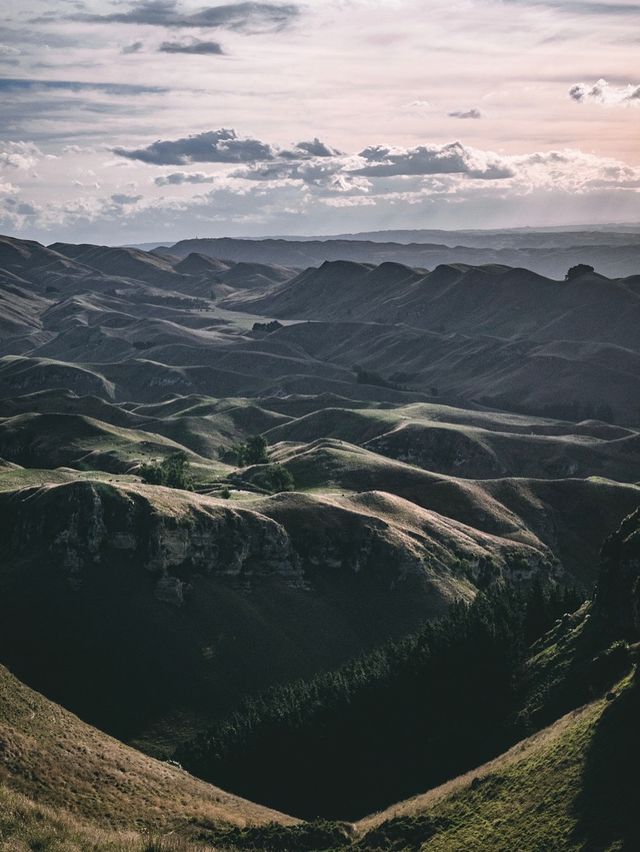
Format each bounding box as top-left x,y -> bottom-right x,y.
0,783 -> 210,851
0,664 -> 294,848
355,671 -> 639,852
2,672 -> 635,852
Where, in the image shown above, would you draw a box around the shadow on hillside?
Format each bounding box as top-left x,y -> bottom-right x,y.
571,674 -> 640,850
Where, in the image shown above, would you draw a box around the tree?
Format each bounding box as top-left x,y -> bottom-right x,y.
220,435 -> 269,466
245,435 -> 269,465
252,464 -> 295,494
565,264 -> 595,281
139,451 -> 193,490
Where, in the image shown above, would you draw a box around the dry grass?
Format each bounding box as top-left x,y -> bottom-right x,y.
0,665 -> 295,845
0,782 -> 214,851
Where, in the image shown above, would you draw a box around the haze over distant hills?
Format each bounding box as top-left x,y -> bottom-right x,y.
141,227 -> 640,279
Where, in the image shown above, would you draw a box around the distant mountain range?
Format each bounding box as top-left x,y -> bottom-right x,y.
140,230 -> 640,278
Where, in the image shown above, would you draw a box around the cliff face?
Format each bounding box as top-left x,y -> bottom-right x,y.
1,480 -> 305,603
0,477 -> 577,750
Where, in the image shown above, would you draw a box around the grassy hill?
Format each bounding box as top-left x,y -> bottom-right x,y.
354,679 -> 638,851
0,232 -> 638,849
0,663 -> 294,851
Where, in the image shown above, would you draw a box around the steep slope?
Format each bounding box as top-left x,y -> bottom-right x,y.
0,663 -> 294,849
354,506 -> 640,850
354,687 -> 638,852
0,478 -> 514,752
175,508 -> 640,841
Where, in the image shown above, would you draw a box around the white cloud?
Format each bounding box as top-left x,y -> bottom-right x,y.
0,141 -> 43,170
569,78 -> 640,106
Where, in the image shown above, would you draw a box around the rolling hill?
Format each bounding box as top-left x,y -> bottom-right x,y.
0,230 -> 638,849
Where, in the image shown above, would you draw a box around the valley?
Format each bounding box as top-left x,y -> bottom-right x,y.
0,230 -> 638,850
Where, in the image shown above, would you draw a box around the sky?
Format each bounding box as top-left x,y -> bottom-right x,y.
0,0 -> 639,243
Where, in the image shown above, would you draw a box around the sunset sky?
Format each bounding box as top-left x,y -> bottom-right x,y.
1,0 -> 639,242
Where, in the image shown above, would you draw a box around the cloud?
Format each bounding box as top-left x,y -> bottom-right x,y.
235,157 -> 357,189
67,1 -> 299,33
155,171 -> 217,185
404,100 -> 431,112
8,141 -> 640,244
114,132 -> 539,189
0,141 -> 43,170
283,138 -> 342,158
159,39 -> 224,55
110,193 -> 143,205
0,77 -> 168,95
122,41 -> 144,54
448,108 -> 483,119
569,78 -> 640,106
2,196 -> 38,217
507,0 -> 640,14
353,142 -> 513,179
114,128 -> 275,165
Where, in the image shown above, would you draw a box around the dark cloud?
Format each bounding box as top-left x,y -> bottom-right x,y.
236,159 -> 340,184
159,39 -> 224,54
122,41 -> 144,54
280,138 -> 342,159
2,196 -> 38,216
448,108 -> 482,119
66,1 -> 299,33
354,142 -> 513,179
114,128 -> 276,165
154,171 -> 216,185
507,0 -> 640,14
0,77 -> 168,95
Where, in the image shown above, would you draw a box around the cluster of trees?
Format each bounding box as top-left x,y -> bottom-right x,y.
220,435 -> 269,466
139,437 -> 296,495
178,581 -> 581,820
139,451 -> 193,490
220,435 -> 296,493
252,320 -> 283,334
128,293 -> 209,310
249,464 -> 295,494
565,264 -> 595,281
